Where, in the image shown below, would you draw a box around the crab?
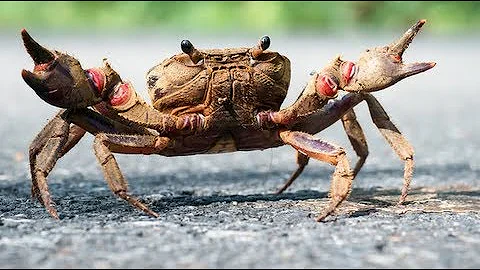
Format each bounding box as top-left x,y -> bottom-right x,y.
21,20 -> 435,221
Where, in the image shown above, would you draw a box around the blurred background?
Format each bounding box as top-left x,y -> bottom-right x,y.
1,1 -> 480,35
0,1 -> 478,194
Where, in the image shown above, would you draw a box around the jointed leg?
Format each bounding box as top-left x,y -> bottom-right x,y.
278,130 -> 354,221
29,110 -> 86,219
364,95 -> 414,204
93,133 -> 172,217
297,94 -> 413,205
275,151 -> 309,194
341,109 -> 369,176
275,108 -> 368,194
298,93 -> 415,204
29,107 -> 163,219
57,124 -> 87,157
276,93 -> 415,219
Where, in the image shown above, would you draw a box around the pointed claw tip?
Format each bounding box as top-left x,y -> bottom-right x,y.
21,28 -> 33,43
422,62 -> 436,71
21,29 -> 55,65
402,61 -> 437,78
21,69 -> 34,81
419,19 -> 427,26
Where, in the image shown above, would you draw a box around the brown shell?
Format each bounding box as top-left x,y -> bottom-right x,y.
145,47 -> 291,127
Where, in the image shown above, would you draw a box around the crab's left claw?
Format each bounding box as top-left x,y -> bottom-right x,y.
21,29 -> 107,108
342,19 -> 436,92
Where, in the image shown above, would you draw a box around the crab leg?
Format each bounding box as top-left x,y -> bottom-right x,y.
30,109 -> 88,218
275,91 -> 414,220
275,151 -> 309,194
93,133 -> 172,218
363,95 -> 414,204
276,108 -> 369,194
302,92 -> 414,204
29,110 -> 70,219
66,109 -> 179,217
278,130 -> 354,221
319,94 -> 414,204
29,107 -> 159,219
340,109 -> 369,176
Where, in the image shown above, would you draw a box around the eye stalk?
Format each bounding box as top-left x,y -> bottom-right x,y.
251,35 -> 271,59
180,39 -> 203,64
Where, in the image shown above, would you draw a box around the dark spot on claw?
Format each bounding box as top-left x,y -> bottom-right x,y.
147,75 -> 158,88
181,40 -> 194,54
391,54 -> 402,62
260,36 -> 270,50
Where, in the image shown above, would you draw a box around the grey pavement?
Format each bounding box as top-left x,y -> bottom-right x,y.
0,29 -> 479,268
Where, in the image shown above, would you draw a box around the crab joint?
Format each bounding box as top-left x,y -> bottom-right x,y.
315,74 -> 339,98
341,61 -> 357,86
251,36 -> 271,59
108,81 -> 137,111
181,40 -> 203,64
86,68 -> 106,94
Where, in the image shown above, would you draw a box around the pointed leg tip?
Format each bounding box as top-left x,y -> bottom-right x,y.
47,207 -> 60,220
419,19 -> 427,25
149,211 -> 160,218
315,214 -> 327,222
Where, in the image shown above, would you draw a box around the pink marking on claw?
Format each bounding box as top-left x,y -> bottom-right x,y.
33,62 -> 53,72
110,83 -> 131,106
86,68 -> 105,93
315,74 -> 337,97
341,61 -> 356,85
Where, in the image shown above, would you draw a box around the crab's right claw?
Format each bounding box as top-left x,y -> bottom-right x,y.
21,29 -> 109,108
342,19 -> 436,92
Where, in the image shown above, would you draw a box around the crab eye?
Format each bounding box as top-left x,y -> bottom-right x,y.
260,36 -> 270,50
341,61 -> 356,85
85,68 -> 105,93
181,40 -> 194,54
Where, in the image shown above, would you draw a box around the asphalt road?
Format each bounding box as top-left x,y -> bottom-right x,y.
0,29 -> 479,268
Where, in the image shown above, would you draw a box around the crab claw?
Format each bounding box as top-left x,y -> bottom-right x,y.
343,19 -> 436,92
21,29 -> 105,108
